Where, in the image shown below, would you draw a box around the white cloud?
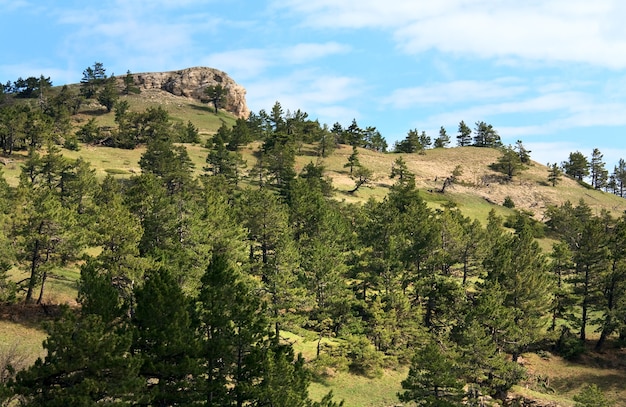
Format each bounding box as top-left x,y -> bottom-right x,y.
0,63 -> 76,85
201,49 -> 272,81
281,42 -> 350,64
280,0 -> 626,68
245,70 -> 364,123
202,42 -> 351,81
524,141 -> 581,167
385,78 -> 527,108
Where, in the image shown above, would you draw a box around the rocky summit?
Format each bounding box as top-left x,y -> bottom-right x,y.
128,67 -> 250,118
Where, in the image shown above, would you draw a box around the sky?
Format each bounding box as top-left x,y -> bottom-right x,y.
2,0 -> 626,169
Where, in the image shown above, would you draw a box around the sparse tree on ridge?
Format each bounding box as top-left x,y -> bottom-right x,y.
563,151 -> 590,182
395,129 -> 428,153
457,120 -> 472,146
123,70 -> 140,95
515,140 -> 532,164
80,62 -> 107,99
590,148 -> 608,190
363,126 -> 387,152
98,77 -> 119,112
473,121 -> 501,148
612,158 -> 626,197
433,126 -> 450,148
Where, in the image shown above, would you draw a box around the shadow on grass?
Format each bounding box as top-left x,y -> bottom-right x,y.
550,371 -> 626,394
81,108 -> 109,116
0,303 -> 66,330
188,103 -> 216,114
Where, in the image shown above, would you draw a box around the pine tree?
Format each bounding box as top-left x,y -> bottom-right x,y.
239,188 -> 302,339
133,267 -> 200,405
205,126 -> 245,186
548,163 -> 563,186
204,84 -> 228,113
492,145 -> 524,180
398,339 -> 464,407
123,70 -> 140,95
612,158 -> 626,197
15,188 -> 80,304
452,318 -> 525,400
573,384 -> 613,407
549,242 -> 575,331
482,222 -> 552,360
572,216 -> 609,341
97,77 -> 118,113
433,126 -> 450,148
563,151 -> 590,181
590,148 -> 608,189
80,62 -> 107,99
456,120 -> 472,146
473,121 -> 501,147
194,252 -> 267,406
344,145 -> 360,175
348,164 -> 373,194
515,140 -> 532,164
390,156 -> 413,182
594,213 -> 626,350
14,266 -> 142,405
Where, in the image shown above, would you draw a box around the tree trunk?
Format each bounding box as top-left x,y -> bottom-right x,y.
580,265 -> 590,342
25,225 -> 43,304
36,270 -> 47,305
596,267 -> 618,351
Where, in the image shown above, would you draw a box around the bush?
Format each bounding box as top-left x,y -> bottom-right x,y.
503,196 -> 515,208
0,270 -> 17,304
573,383 -> 613,407
63,134 -> 81,151
308,353 -> 349,379
341,335 -> 384,378
555,327 -> 585,360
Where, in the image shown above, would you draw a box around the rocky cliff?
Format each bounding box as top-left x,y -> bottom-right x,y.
129,67 -> 249,119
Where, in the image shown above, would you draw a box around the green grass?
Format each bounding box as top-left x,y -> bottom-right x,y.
308,368 -> 407,407
75,93 -> 235,136
0,319 -> 46,368
284,330 -> 407,407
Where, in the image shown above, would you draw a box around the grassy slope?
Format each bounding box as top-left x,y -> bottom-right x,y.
4,89 -> 626,406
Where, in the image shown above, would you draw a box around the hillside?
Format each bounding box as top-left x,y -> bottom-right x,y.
5,82 -> 624,222
311,144 -> 626,222
77,81 -> 626,222
3,72 -> 626,407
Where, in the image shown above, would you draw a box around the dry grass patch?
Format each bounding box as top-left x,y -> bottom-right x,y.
522,348 -> 626,406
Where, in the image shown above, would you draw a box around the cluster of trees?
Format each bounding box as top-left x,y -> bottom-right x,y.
556,148 -> 626,197
392,121 -> 504,154
0,62 -> 142,154
1,66 -> 622,405
1,76 -> 52,100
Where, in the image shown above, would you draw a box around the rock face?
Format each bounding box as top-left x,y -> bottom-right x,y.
131,67 -> 249,118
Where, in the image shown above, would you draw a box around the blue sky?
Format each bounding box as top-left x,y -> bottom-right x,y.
2,0 -> 626,169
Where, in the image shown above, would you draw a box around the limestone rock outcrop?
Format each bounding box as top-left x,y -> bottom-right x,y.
130,67 -> 249,118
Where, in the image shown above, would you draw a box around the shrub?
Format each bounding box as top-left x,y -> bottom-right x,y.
555,327 -> 585,360
341,335 -> 384,378
503,196 -> 515,208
